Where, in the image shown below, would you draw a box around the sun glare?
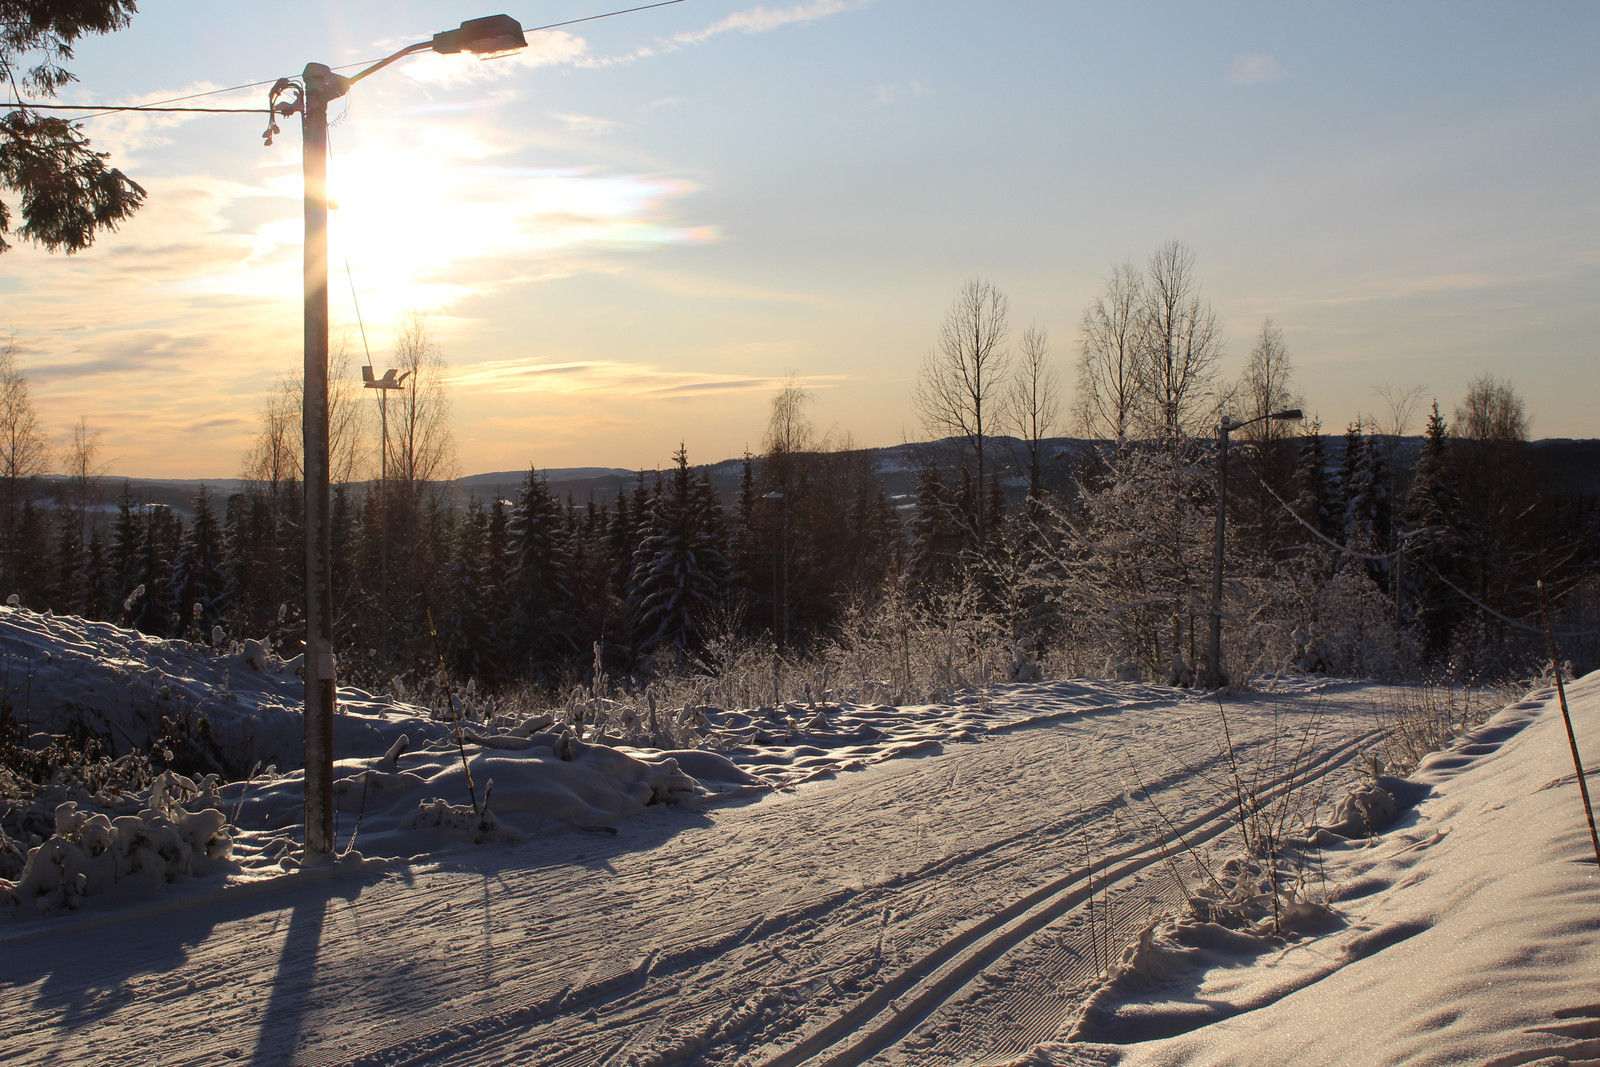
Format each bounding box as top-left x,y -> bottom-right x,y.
312,136 -> 710,322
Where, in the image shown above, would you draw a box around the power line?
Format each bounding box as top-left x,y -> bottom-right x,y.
4,76 -> 291,120
326,132 -> 377,371
6,102 -> 266,114
331,0 -> 689,73
7,0 -> 690,121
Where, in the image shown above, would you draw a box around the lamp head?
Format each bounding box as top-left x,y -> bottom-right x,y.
432,14 -> 528,57
1271,409 -> 1304,422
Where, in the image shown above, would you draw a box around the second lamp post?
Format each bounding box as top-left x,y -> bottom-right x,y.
1202,407 -> 1303,690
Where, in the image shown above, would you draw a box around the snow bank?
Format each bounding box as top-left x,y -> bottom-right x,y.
0,606 -> 442,773
279,734 -> 703,859
1018,673 -> 1600,1066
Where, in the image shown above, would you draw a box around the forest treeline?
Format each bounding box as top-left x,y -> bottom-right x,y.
2,244 -> 1596,701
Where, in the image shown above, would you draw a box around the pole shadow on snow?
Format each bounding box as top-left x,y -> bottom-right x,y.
0,868 -> 377,1051
249,892 -> 329,1067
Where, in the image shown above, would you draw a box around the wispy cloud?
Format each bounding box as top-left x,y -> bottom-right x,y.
672,0 -> 865,46
583,0 -> 866,66
552,112 -> 625,135
1291,271 -> 1512,308
449,359 -> 846,399
1228,54 -> 1287,85
871,80 -> 928,106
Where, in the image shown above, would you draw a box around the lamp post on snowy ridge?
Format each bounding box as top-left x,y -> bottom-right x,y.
267,15 -> 528,857
1202,408 -> 1303,691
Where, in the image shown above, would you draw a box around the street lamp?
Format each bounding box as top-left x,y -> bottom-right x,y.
363,365 -> 410,674
762,489 -> 788,651
1202,407 -> 1303,690
268,15 -> 528,857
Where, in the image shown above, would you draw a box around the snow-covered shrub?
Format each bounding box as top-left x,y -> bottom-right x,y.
1309,564 -> 1417,678
1035,443 -> 1216,682
1372,681 -> 1499,774
0,770 -> 236,912
818,575 -> 1014,705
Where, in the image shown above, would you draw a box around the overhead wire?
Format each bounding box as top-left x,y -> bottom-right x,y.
4,0 -> 689,121
5,102 -> 267,114
325,0 -> 687,73
1255,477 -> 1599,639
325,131 -> 377,372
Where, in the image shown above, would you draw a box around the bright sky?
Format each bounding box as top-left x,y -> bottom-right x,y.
3,1 -> 1597,478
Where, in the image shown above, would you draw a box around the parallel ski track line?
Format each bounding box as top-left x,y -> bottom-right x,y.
310,709 -> 1372,1067
758,725 -> 1383,1067
328,722 -> 1377,1067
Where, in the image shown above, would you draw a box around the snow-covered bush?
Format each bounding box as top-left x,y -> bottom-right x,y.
818,575 -> 1015,705
0,770 -> 236,912
1372,681 -> 1501,774
1034,443 -> 1217,682
1306,563 -> 1417,678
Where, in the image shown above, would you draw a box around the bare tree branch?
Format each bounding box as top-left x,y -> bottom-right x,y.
1137,239 -> 1222,439
1076,261 -> 1143,444
913,277 -> 1010,541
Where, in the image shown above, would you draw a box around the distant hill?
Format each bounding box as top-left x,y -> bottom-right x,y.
1530,439 -> 1600,496
37,437 -> 1600,519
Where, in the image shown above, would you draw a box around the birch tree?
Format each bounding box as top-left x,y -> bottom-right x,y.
1007,323 -> 1059,501
0,337 -> 49,588
914,277 -> 1010,543
1076,262 -> 1143,444
1137,240 -> 1222,439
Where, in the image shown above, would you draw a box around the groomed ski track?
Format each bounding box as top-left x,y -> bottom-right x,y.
3,683 -> 1395,1067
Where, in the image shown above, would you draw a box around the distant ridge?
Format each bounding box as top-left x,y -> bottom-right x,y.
458,467 -> 635,489
46,437 -> 1600,515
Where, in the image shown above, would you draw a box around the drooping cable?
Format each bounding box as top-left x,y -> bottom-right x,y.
1256,478 -> 1598,638
325,132 -> 376,372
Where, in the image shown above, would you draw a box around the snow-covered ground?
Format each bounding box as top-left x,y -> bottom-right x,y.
0,606 -> 1221,890
2,607 -> 1596,1066
1020,674 -> 1600,1067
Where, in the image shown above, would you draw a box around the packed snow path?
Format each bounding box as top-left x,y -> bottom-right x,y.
4,684 -> 1393,1066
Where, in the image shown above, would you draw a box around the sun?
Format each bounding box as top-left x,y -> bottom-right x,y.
257,125 -> 715,331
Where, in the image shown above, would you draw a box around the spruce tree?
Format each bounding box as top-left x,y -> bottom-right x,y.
129,504 -> 178,634
906,466 -> 961,599
83,527 -> 111,620
1334,420 -> 1364,545
163,486 -> 225,641
482,495 -> 515,685
52,504 -> 84,614
445,499 -> 491,682
508,467 -> 571,677
627,446 -> 729,658
109,481 -> 143,609
731,453 -> 765,621
1403,401 -> 1461,657
1290,418 -> 1334,545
